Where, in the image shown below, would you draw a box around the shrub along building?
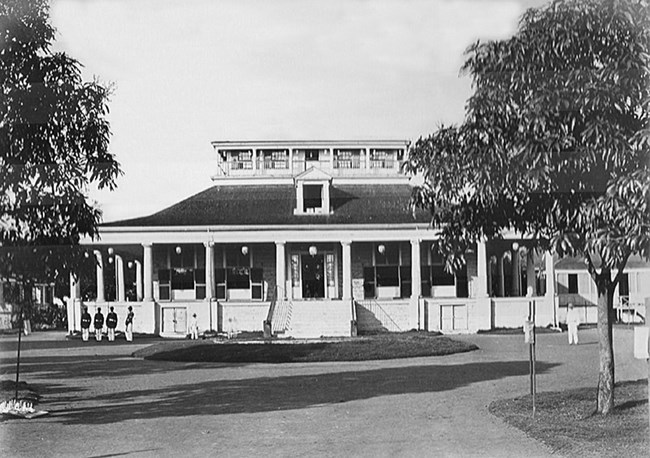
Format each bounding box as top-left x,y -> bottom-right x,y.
64,140 -> 648,338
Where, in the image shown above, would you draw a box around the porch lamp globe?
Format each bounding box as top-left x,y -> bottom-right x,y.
512,242 -> 519,252
377,244 -> 386,255
309,245 -> 318,257
241,246 -> 249,256
175,246 -> 182,255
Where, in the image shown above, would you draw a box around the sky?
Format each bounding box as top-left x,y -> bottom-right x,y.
49,0 -> 547,223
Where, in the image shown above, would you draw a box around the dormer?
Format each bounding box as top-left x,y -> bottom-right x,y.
294,167 -> 332,215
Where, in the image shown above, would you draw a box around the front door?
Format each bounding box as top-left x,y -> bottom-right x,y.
302,254 -> 325,298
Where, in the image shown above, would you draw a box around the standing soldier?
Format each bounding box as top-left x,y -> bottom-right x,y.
80,306 -> 92,341
106,306 -> 118,341
125,306 -> 134,342
94,307 -> 105,342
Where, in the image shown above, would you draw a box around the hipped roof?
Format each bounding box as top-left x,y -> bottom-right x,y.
103,184 -> 431,227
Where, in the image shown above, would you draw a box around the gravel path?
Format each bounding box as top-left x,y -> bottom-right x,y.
0,327 -> 646,457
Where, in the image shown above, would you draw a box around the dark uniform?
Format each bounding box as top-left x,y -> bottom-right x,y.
106,308 -> 118,341
94,309 -> 104,342
81,308 -> 92,341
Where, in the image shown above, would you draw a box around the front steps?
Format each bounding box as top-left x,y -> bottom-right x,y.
285,299 -> 352,338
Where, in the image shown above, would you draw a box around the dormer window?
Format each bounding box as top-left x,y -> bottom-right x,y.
303,184 -> 323,212
294,167 -> 332,215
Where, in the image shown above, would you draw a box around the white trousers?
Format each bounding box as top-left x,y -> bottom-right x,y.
568,323 -> 579,344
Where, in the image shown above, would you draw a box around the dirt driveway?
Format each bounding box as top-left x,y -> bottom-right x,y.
0,328 -> 646,457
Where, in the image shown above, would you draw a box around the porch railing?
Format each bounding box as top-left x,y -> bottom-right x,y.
264,286 -> 292,337
615,296 -> 646,324
350,298 -> 358,336
356,299 -> 402,332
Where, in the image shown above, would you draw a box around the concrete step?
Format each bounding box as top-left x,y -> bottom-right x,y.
286,300 -> 352,338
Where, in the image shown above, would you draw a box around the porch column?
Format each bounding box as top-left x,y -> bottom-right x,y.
135,260 -> 143,301
93,250 -> 105,303
115,255 -> 125,302
69,272 -> 81,333
498,255 -> 505,297
204,241 -> 214,300
69,272 -> 79,303
275,241 -> 286,300
511,249 -> 520,296
289,148 -> 294,174
410,239 -> 421,299
476,240 -> 488,297
341,240 -> 352,300
526,249 -> 536,297
143,242 -> 154,302
545,251 -> 557,326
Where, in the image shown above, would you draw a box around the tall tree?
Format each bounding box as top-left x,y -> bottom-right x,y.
404,0 -> 649,415
0,0 -> 121,310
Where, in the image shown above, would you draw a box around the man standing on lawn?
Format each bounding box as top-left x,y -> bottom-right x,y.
106,306 -> 118,341
566,302 -> 580,345
94,307 -> 105,342
80,307 -> 91,341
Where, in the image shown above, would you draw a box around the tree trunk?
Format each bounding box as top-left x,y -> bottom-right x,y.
596,276 -> 615,415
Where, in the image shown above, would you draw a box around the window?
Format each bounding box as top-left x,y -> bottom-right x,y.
159,269 -> 171,300
171,268 -> 194,290
334,149 -> 361,169
251,267 -> 264,299
230,150 -> 253,169
432,265 -> 455,286
225,246 -> 251,290
215,268 -> 226,299
261,149 -> 288,169
376,265 -> 399,287
195,268 -> 206,300
375,243 -> 399,265
619,273 -> 629,297
370,149 -> 400,168
421,244 -> 468,297
291,255 -> 300,287
303,184 -> 322,212
568,274 -> 578,294
305,149 -> 320,161
326,254 -> 335,287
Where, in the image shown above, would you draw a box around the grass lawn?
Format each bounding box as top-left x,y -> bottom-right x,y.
133,331 -> 478,363
489,380 -> 649,457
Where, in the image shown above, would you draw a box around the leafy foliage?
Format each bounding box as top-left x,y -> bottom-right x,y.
404,0 -> 649,414
405,0 -> 650,272
0,0 -> 121,287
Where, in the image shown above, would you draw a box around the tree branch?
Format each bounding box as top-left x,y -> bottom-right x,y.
612,251 -> 631,290
584,252 -> 599,281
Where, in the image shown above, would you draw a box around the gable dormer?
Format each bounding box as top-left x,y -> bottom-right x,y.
294,167 -> 332,215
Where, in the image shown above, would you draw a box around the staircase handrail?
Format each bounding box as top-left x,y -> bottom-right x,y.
264,285 -> 293,336
356,298 -> 402,332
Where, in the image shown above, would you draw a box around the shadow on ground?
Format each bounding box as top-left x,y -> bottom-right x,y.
47,360 -> 559,425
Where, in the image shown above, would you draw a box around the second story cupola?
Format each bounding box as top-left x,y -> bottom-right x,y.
211,140 -> 410,185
